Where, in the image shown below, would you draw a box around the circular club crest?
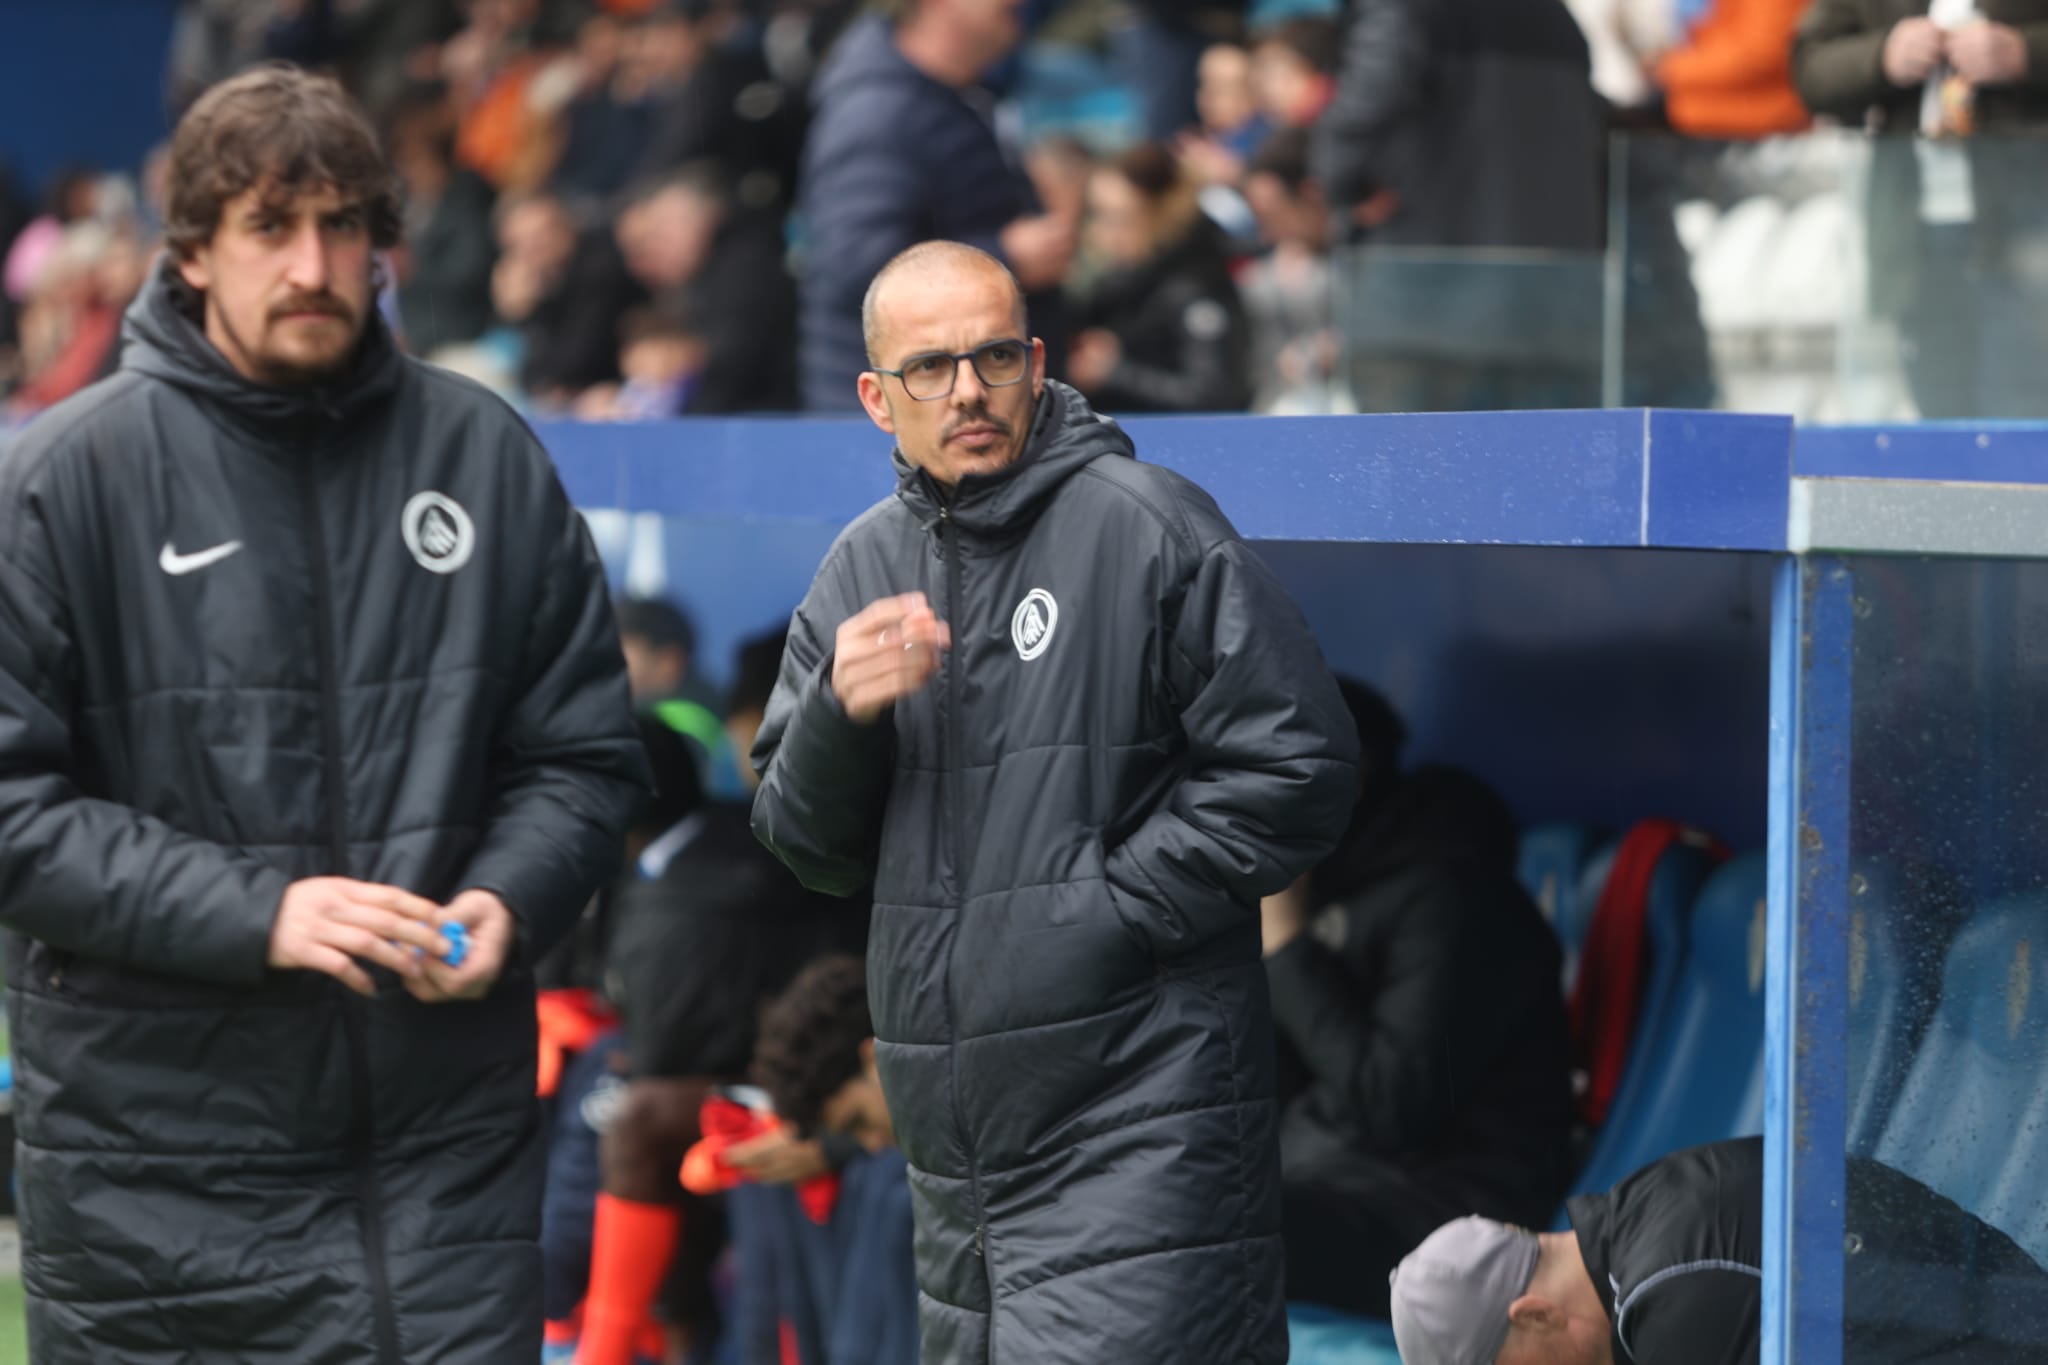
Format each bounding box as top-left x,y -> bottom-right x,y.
401,491 -> 475,574
1011,588 -> 1059,661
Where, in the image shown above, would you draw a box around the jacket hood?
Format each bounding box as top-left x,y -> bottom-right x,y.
121,259 -> 402,436
891,379 -> 1135,538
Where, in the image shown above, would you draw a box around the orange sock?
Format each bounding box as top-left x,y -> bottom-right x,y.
575,1194 -> 681,1365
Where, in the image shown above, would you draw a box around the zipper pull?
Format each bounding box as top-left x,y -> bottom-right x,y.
973,1224 -> 986,1257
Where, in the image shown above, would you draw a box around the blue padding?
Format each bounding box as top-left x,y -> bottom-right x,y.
1874,896 -> 2048,1266
1566,842 -> 1729,1199
1286,1304 -> 1404,1364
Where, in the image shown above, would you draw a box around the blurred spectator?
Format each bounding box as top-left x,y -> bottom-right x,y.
1178,41 -> 1275,188
387,89 -> 499,357
634,0 -> 809,216
1656,0 -> 1815,136
548,9 -> 654,199
1563,0 -> 1681,112
1070,142 -> 1252,412
491,189 -> 645,404
1313,0 -> 1605,251
794,0 -> 1077,410
1111,1 -> 1252,139
1251,16 -> 1344,128
617,594 -> 737,791
579,305 -> 708,419
1795,0 -> 2048,419
1260,678 -> 1576,1320
8,222 -> 150,418
614,166 -> 799,411
451,0 -> 582,193
1241,128 -> 1349,413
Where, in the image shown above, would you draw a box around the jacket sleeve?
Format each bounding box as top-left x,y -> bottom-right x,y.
1312,0 -> 1431,206
750,562 -> 895,897
1791,0 -> 1894,120
0,503 -> 287,984
1096,287 -> 1253,414
1263,866 -> 1525,1152
1103,493 -> 1359,957
1656,0 -> 1804,92
456,479 -> 649,955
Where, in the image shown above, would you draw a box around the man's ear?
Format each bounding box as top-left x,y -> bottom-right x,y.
857,371 -> 896,434
1030,336 -> 1046,399
176,245 -> 211,294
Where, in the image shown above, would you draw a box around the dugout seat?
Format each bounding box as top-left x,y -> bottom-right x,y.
1518,824 -> 1606,992
1285,1303 -> 1403,1365
1562,839 -> 1728,1201
1843,861 -> 1934,1158
1874,894 -> 2048,1266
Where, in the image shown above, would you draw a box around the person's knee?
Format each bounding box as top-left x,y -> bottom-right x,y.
599,1078 -> 715,1202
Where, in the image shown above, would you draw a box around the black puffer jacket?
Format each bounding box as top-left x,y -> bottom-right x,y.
0,268 -> 646,1363
752,381 -> 1359,1365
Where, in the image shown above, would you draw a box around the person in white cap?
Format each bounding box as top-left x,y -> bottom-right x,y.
1389,1137 -> 2048,1365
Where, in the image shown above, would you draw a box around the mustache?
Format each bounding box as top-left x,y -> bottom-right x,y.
269,294 -> 352,323
944,407 -> 1012,441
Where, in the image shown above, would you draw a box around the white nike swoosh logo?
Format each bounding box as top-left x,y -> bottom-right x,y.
159,539 -> 244,576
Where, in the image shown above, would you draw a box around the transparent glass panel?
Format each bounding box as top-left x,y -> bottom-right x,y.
1332,246 -> 1606,413
1836,554 -> 2048,1358
1614,132 -> 2048,423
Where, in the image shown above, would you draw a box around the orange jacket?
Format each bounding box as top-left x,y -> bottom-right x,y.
1658,0 -> 1815,137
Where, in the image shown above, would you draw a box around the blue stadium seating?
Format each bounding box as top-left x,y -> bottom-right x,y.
1563,841 -> 1733,1200
1285,1304 -> 1403,1365
1874,895 -> 2048,1266
1843,863 -> 1931,1157
1557,838 -> 1620,995
1517,824 -> 1603,947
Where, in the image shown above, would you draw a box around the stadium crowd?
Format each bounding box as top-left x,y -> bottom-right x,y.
4,0 -> 1893,425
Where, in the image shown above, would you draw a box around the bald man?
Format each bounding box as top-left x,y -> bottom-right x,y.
750,240 -> 1360,1365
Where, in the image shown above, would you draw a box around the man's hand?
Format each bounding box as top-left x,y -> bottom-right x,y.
269,877 -> 448,997
1883,16 -> 1948,86
1949,21 -> 2029,86
409,889 -> 518,1003
999,213 -> 1079,292
832,592 -> 950,725
726,1129 -> 832,1186
1067,328 -> 1123,394
1260,873 -> 1315,958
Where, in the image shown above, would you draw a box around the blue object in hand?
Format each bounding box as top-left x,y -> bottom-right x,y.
441,921 -> 470,969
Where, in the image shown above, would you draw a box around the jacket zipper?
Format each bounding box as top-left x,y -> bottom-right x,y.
297,455 -> 404,1365
937,507 -> 998,1356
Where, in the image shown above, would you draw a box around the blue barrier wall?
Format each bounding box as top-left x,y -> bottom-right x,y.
545,409 -> 1787,847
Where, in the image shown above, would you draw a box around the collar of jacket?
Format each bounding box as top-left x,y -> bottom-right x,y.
890,380 -> 1135,543
118,259 -> 403,445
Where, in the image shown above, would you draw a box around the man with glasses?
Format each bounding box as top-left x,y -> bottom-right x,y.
751,239 -> 1360,1365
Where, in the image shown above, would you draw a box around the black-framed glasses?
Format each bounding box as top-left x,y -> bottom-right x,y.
872,338 -> 1031,401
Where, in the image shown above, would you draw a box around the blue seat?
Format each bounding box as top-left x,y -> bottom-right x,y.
1564,841 -> 1732,1200
1518,823 -> 1600,928
1286,1304 -> 1403,1365
1844,862 -> 1931,1157
1875,895 -> 2048,1266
